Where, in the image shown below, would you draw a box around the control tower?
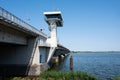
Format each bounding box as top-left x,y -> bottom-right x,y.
44,11 -> 63,47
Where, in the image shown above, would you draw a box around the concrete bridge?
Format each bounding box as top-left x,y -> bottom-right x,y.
0,7 -> 70,76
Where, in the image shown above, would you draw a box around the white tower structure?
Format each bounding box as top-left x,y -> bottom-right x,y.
44,11 -> 63,47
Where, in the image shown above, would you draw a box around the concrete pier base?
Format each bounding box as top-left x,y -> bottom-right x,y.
28,63 -> 50,76
65,54 -> 68,57
52,56 -> 59,63
61,55 -> 65,58
28,64 -> 40,76
40,63 -> 50,73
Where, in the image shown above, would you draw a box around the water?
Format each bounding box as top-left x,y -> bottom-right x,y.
53,52 -> 120,80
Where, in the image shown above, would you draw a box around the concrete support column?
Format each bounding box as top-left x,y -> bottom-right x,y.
46,21 -> 57,47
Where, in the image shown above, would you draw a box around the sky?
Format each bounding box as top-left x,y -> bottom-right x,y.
0,0 -> 120,51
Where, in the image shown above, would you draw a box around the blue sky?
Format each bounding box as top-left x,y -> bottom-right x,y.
0,0 -> 120,51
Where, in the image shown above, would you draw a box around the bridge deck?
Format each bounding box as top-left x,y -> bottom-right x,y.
0,7 -> 47,38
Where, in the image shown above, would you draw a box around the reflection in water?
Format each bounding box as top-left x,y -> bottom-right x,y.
52,52 -> 120,80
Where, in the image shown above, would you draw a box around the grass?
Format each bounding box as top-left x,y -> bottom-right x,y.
39,70 -> 98,80
9,70 -> 98,80
113,77 -> 120,80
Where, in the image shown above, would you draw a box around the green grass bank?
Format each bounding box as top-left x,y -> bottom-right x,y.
10,70 -> 97,80
113,77 -> 120,80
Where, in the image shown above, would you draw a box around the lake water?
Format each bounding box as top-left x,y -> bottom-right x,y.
52,52 -> 120,80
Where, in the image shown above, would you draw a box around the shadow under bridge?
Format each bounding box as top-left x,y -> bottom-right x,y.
53,44 -> 70,57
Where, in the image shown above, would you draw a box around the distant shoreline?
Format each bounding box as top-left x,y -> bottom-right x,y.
70,51 -> 120,53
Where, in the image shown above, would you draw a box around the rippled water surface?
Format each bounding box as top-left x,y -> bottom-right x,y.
53,52 -> 120,80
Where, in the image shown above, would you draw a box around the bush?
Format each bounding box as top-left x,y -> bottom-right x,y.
11,77 -> 21,80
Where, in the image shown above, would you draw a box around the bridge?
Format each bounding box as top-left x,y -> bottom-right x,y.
0,7 -> 70,76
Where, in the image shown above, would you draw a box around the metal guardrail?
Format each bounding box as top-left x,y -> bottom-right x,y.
0,7 -> 47,37
39,43 -> 50,47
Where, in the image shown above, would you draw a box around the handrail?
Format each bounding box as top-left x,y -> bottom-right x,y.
0,7 -> 47,38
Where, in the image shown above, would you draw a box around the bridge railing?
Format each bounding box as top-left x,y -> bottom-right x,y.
0,7 -> 47,37
39,43 -> 50,47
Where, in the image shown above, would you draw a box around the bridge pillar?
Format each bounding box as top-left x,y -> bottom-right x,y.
47,21 -> 57,47
52,56 -> 59,63
28,38 -> 50,76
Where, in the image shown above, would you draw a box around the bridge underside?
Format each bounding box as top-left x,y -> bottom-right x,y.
0,21 -> 39,76
53,45 -> 70,57
0,43 -> 28,76
0,37 -> 37,76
